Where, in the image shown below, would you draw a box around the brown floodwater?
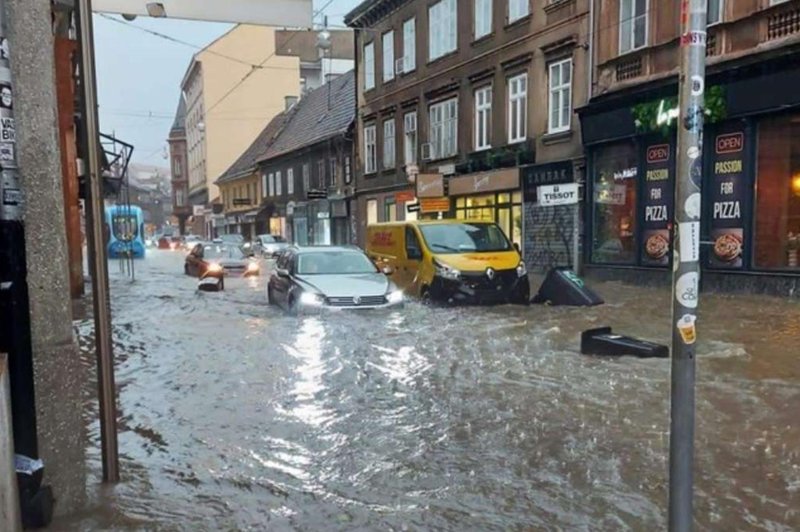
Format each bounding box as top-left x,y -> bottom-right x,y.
50,251 -> 799,530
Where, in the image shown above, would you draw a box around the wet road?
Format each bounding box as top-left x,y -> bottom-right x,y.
56,250 -> 799,530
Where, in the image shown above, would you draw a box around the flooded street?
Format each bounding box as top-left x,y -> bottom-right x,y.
56,250 -> 799,530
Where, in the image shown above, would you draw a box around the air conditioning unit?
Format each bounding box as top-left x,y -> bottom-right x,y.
395,57 -> 405,75
421,143 -> 433,161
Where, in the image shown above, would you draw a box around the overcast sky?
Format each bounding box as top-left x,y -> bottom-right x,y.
94,0 -> 360,167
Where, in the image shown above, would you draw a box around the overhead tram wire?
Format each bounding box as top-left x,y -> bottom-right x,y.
203,0 -> 340,117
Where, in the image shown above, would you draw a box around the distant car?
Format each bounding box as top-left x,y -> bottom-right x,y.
256,234 -> 289,258
182,235 -> 202,250
185,242 -> 260,278
267,246 -> 404,313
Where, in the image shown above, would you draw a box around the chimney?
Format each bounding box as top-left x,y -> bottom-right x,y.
284,95 -> 299,111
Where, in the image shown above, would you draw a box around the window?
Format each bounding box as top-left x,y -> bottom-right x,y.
619,0 -> 647,54
364,124 -> 377,174
344,157 -> 352,184
474,0 -> 492,39
382,30 -> 395,82
268,172 -> 275,196
383,118 -> 396,169
261,171 -> 267,198
173,157 -> 182,177
548,59 -> 572,134
384,197 -> 397,222
474,86 -> 492,150
591,140 -> 639,264
403,18 -> 416,73
404,111 -> 417,165
364,42 -> 375,90
429,98 -> 458,159
275,170 -> 282,196
754,113 -> 800,270
287,168 -> 294,195
175,188 -> 186,207
508,0 -> 529,23
329,157 -> 337,186
317,160 -> 325,189
367,199 -> 378,225
707,0 -> 722,25
302,163 -> 310,191
508,73 -> 527,143
428,0 -> 457,61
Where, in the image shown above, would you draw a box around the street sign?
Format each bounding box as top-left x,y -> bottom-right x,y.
307,189 -> 327,200
232,198 -> 251,206
406,202 -> 420,213
537,183 -> 579,206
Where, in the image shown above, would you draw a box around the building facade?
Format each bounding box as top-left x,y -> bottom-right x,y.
579,0 -> 800,295
168,97 -> 192,234
255,72 -> 356,246
179,24 -> 301,238
345,0 -> 590,272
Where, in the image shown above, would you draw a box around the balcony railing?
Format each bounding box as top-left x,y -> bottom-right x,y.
767,5 -> 800,41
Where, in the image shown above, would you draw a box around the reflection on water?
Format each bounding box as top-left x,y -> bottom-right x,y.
52,251 -> 800,530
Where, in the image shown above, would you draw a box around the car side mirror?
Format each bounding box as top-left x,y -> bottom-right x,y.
381,265 -> 395,276
276,268 -> 290,278
513,242 -> 521,253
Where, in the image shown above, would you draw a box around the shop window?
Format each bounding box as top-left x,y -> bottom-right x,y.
754,114 -> 800,270
384,197 -> 397,222
367,199 -> 378,225
591,141 -> 639,264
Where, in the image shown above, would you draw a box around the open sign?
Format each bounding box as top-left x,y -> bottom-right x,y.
716,132 -> 743,154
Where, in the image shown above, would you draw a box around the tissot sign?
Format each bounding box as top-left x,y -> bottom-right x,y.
537,183 -> 579,206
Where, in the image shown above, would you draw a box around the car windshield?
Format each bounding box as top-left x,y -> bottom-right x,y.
419,223 -> 512,254
259,235 -> 276,243
203,245 -> 244,260
220,234 -> 244,243
296,251 -> 378,275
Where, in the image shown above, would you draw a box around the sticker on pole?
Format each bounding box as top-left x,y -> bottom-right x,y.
680,31 -> 707,47
677,314 -> 697,345
676,272 -> 699,309
2,186 -> 21,205
679,222 -> 700,262
691,76 -> 705,97
684,193 -> 701,220
0,117 -> 14,143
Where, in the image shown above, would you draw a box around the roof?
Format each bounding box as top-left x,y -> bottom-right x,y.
258,70 -> 355,163
170,96 -> 187,133
344,0 -> 402,27
215,111 -> 289,184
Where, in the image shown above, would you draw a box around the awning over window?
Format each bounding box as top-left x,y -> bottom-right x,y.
92,0 -> 313,27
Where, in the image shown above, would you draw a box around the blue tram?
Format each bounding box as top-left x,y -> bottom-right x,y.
105,205 -> 146,258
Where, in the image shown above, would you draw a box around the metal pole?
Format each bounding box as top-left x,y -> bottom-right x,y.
669,0 -> 707,530
0,354 -> 22,532
76,0 -> 120,482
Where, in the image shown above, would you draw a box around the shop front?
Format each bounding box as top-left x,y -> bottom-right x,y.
580,61 -> 800,295
447,169 -> 523,249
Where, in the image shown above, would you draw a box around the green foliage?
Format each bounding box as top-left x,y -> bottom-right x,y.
631,85 -> 727,137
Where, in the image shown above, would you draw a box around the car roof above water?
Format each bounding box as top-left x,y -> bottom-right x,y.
290,245 -> 364,254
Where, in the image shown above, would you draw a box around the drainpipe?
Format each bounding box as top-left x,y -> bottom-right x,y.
1,355 -> 21,531
587,0 -> 594,101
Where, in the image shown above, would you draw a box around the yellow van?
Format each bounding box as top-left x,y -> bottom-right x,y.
366,220 -> 530,304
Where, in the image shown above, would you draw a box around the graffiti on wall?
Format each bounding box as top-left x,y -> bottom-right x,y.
524,203 -> 577,273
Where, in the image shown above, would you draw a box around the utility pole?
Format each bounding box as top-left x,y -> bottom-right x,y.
76,0 -> 120,482
669,0 -> 707,530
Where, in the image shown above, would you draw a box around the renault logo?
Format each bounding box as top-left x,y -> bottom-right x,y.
486,268 -> 495,280
353,296 -> 361,305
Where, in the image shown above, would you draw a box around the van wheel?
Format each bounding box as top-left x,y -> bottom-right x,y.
421,286 -> 432,305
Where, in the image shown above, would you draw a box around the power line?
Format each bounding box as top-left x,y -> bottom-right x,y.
97,13 -> 299,72
204,0 -> 339,116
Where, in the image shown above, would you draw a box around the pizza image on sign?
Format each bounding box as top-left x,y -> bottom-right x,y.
645,232 -> 670,260
713,231 -> 743,262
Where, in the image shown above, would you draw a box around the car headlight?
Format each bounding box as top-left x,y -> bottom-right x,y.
299,292 -> 324,307
207,263 -> 223,273
516,261 -> 527,278
243,242 -> 251,249
433,258 -> 461,281
246,261 -> 259,273
386,290 -> 404,304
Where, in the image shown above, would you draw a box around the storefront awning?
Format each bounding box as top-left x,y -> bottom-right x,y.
92,0 -> 313,27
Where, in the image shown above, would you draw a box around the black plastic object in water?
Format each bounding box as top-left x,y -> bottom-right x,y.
532,268 -> 604,306
198,275 -> 224,292
581,327 -> 669,358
